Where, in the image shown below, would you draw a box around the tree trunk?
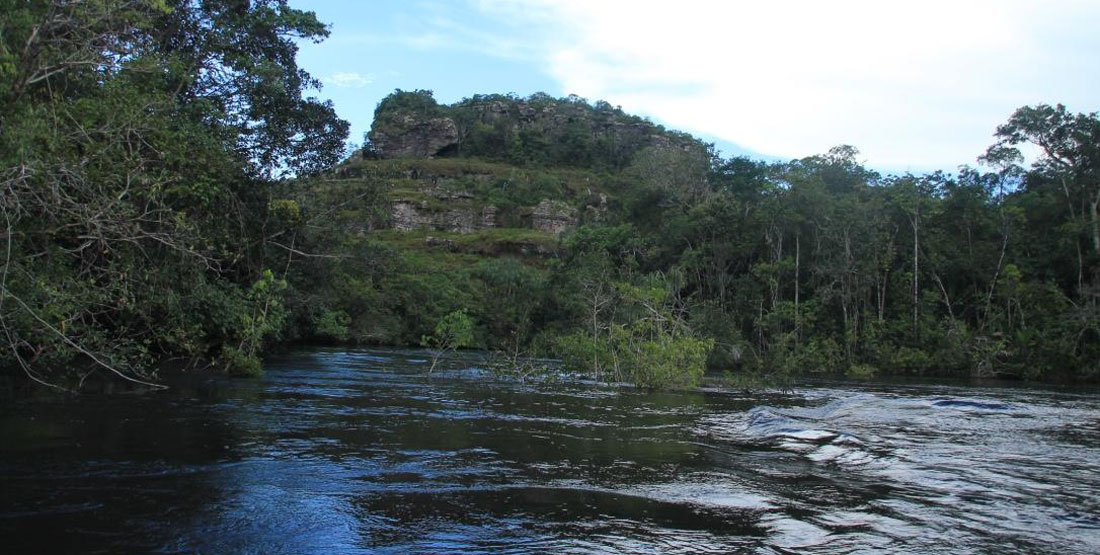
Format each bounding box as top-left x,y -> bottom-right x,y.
794,232 -> 800,339
911,212 -> 920,341
1090,193 -> 1099,253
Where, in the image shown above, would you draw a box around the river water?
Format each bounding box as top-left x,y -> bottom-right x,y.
2,349 -> 1098,553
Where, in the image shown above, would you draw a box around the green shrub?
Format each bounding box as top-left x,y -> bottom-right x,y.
846,364 -> 878,380
421,310 -> 476,372
315,310 -> 352,342
222,347 -> 264,378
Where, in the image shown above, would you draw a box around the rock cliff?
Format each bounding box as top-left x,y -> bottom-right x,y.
531,200 -> 577,235
367,91 -> 705,164
370,115 -> 459,158
390,200 -> 499,234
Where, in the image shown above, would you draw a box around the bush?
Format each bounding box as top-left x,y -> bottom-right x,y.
221,347 -> 263,378
421,310 -> 476,372
846,364 -> 878,380
627,332 -> 714,389
315,310 -> 352,342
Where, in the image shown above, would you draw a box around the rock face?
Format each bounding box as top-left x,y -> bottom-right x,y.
368,92 -> 706,162
371,115 -> 459,158
388,195 -> 573,236
390,201 -> 431,231
531,199 -> 577,235
389,200 -> 498,234
480,205 -> 498,229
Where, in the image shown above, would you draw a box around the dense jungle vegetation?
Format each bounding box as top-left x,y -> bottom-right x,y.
1,0 -> 348,389
3,2 -> 1098,390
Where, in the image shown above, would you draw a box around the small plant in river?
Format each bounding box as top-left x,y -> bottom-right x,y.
421,310 -> 475,372
486,345 -> 559,382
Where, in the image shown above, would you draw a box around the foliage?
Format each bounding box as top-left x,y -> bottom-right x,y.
372,89 -> 445,123
552,270 -> 714,388
0,0 -> 346,389
421,309 -> 475,373
315,310 -> 352,342
236,269 -> 288,356
369,90 -> 707,171
4,5 -> 1097,394
291,100 -> 1100,386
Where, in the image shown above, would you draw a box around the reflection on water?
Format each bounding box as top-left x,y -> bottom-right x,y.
1,349 -> 1098,553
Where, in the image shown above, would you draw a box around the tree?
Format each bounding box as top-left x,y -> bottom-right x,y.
625,146 -> 712,209
0,0 -> 347,389
983,104 -> 1100,287
152,0 -> 349,176
421,310 -> 475,373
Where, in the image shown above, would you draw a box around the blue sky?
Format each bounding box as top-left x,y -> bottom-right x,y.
293,0 -> 1100,172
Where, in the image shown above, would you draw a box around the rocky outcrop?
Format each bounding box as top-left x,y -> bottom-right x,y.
389,196 -> 573,236
371,115 -> 459,158
422,235 -> 559,257
480,205 -> 498,229
424,236 -> 456,250
531,199 -> 577,235
389,200 -> 498,234
390,201 -> 431,231
368,92 -> 706,162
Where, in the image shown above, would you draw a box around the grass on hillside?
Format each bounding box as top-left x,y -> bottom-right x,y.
372,228 -> 560,251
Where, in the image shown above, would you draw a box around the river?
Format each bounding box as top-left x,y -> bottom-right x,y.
2,349 -> 1098,553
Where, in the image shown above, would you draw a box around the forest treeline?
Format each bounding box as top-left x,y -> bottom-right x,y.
288,89 -> 1100,386
2,2 -> 1098,390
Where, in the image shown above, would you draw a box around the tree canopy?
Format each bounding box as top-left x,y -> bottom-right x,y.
0,0 -> 347,389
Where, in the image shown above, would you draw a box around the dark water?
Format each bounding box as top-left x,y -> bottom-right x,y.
2,349 -> 1099,553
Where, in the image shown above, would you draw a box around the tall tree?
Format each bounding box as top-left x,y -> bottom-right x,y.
0,0 -> 347,388
983,104 -> 1100,289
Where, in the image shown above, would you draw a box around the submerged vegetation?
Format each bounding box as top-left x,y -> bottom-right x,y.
2,3 -> 1098,390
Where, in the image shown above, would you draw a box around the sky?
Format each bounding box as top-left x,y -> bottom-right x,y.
293,0 -> 1100,173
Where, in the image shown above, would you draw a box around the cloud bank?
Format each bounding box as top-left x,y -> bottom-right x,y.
474,0 -> 1100,170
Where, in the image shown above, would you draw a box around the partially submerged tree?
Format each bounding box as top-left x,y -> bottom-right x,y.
421,310 -> 475,373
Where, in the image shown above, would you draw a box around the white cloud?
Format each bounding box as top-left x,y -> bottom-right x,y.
474,0 -> 1100,170
328,71 -> 373,88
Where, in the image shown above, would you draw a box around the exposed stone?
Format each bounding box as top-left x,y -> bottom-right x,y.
647,133 -> 697,153
480,205 -> 498,229
532,199 -> 577,235
440,208 -> 476,234
334,165 -> 364,179
371,115 -> 459,158
389,201 -> 487,234
487,101 -> 509,118
517,104 -> 537,121
391,201 -> 431,231
370,96 -> 706,162
471,240 -> 558,258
